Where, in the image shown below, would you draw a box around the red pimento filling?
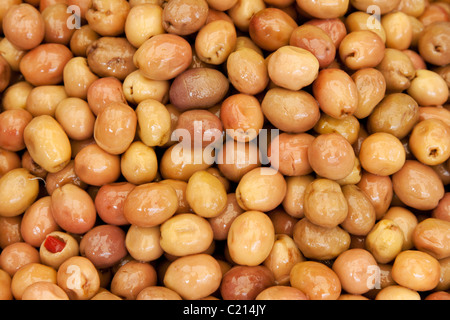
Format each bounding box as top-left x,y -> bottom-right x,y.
44,235 -> 66,253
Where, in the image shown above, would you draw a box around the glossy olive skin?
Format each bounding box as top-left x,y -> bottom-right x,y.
134,34 -> 192,81
169,68 -> 229,111
290,260 -> 342,300
312,68 -> 359,119
20,43 -> 73,86
413,218 -> 450,260
261,88 -> 320,134
220,265 -> 275,300
392,160 -> 445,211
308,133 -> 356,181
290,24 -> 336,69
293,217 -> 350,261
80,224 -> 127,269
226,47 -> 268,96
3,3 -> 45,51
0,109 -> 33,152
418,22 -> 450,66
163,0 -> 208,36
368,93 -> 419,140
248,8 -> 298,52
392,250 -> 441,292
87,37 -> 137,81
339,31 -> 385,70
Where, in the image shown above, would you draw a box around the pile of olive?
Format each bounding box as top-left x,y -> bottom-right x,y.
0,0 -> 449,301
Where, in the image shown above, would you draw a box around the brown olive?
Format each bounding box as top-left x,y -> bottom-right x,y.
290,260 -> 341,300
282,175 -> 314,219
42,3 -> 75,46
220,265 -> 275,300
381,11 -> 413,50
365,219 -> 404,264
268,45 -> 319,91
376,48 -> 415,93
57,256 -> 100,300
0,109 -> 33,152
80,224 -> 127,269
163,254 -> 222,300
111,260 -> 157,300
332,249 -> 378,295
303,178 -> 348,229
220,94 -> 264,143
122,70 -> 170,106
195,19 -> 237,65
20,196 -> 60,248
69,25 -> 100,58
0,37 -> 26,73
186,170 -> 228,218
3,3 -> 45,51
175,109 -> 223,148
384,206 -> 418,251
94,102 -> 137,155
160,213 -> 214,257
269,133 -> 314,177
313,114 -> 360,145
263,234 -> 304,286
55,98 -> 95,141
305,18 -> 347,48
290,24 -> 336,69
134,34 -> 192,81
226,47 -> 268,96
392,160 -> 445,211
235,167 -> 287,213
432,193 -> 450,222
418,21 -> 450,66
367,93 -> 419,140
297,0 -> 349,19
51,184 -> 97,235
359,132 -> 406,176
256,286 -> 308,300
123,182 -> 179,228
248,8 -> 297,52
0,242 -> 40,277
74,144 -> 121,187
345,11 -> 386,44
0,216 -> 23,249
163,0 -> 208,36
392,250 -> 441,292
341,184 -> 376,236
339,31 -> 385,70
227,210 -> 275,266
409,119 -> 450,166
125,225 -> 163,263
125,3 -> 164,48
26,85 -> 67,118
308,133 -> 356,180
19,44 -> 73,87
169,68 -> 229,111
357,171 -> 393,220
313,68 -> 359,119
85,0 -> 130,37
87,37 -> 137,81
87,77 -> 127,116
261,88 -> 320,133
413,218 -> 450,260
293,217 -> 351,261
